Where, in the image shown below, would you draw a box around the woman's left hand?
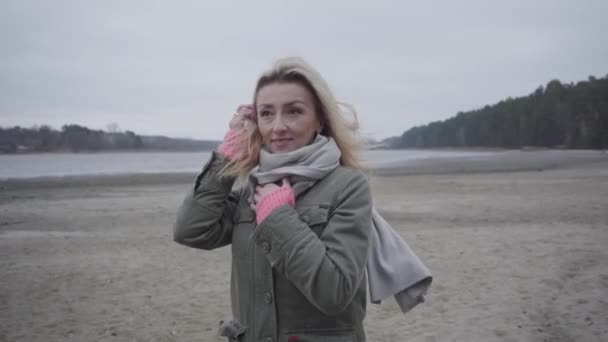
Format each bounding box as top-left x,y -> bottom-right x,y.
250,178 -> 291,212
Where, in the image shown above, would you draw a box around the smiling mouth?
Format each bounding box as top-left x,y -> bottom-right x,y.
271,138 -> 293,143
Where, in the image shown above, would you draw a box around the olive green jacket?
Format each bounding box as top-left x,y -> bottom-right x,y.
174,152 -> 372,342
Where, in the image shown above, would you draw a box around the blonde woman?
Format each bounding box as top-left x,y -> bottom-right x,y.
174,57 -> 431,342
174,57 -> 372,341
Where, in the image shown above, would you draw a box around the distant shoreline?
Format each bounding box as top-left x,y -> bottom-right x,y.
1,150 -> 606,190
371,149 -> 607,176
3,146 -> 607,155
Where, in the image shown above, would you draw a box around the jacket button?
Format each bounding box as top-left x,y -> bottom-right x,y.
301,215 -> 309,223
260,241 -> 270,253
264,292 -> 273,304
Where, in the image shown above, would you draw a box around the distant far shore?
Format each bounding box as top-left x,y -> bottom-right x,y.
3,146 -> 607,156
1,149 -> 606,190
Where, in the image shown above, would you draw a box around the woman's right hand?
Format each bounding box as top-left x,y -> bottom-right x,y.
218,105 -> 255,160
229,104 -> 255,131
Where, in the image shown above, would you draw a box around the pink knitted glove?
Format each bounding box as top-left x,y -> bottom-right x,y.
255,181 -> 295,224
217,129 -> 240,160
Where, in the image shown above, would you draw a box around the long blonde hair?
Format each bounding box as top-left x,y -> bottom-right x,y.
221,57 -> 362,177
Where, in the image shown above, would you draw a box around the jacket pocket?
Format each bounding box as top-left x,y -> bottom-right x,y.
218,319 -> 245,341
297,205 -> 329,236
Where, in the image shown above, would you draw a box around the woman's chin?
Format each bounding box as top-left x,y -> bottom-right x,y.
269,142 -> 297,153
270,146 -> 293,154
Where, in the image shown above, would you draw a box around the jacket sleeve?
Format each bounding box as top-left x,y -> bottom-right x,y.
252,170 -> 372,316
173,151 -> 239,250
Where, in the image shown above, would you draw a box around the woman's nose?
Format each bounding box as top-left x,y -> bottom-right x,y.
271,115 -> 288,132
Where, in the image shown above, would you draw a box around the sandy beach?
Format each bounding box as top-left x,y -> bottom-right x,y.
1,150 -> 607,342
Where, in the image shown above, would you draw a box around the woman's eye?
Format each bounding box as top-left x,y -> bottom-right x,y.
260,111 -> 271,117
288,108 -> 301,115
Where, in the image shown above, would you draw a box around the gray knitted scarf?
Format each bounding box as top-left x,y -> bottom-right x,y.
249,135 -> 432,313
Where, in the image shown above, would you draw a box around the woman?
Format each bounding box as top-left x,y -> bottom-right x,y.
174,57 -> 373,341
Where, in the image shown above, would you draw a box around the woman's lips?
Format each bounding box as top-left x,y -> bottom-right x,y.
271,138 -> 293,148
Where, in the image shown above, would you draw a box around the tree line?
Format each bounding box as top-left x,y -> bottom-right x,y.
0,125 -> 144,153
387,75 -> 608,149
0,124 -> 219,153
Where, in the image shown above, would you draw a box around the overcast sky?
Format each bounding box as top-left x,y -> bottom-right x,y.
1,0 -> 607,140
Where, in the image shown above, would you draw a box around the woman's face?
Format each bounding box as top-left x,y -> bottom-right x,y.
255,82 -> 322,153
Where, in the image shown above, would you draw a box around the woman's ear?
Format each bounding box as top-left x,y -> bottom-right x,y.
317,123 -> 326,135
315,118 -> 323,134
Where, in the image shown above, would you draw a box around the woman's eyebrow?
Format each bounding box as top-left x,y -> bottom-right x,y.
259,100 -> 306,108
283,100 -> 306,106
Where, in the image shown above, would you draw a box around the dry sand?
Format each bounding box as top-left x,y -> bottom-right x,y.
1,151 -> 607,342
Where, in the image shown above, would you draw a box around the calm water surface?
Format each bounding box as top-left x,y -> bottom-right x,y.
0,150 -> 497,179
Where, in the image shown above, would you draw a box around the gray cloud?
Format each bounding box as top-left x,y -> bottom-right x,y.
1,0 -> 607,140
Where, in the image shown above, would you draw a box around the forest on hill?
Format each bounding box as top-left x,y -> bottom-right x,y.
0,124 -> 219,153
387,75 -> 608,149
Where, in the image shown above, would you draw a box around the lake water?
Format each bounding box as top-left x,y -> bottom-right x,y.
0,150 -> 497,179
